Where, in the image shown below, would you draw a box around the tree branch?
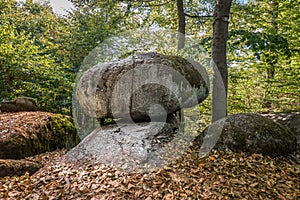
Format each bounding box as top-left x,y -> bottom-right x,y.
184,13 -> 213,18
142,0 -> 172,7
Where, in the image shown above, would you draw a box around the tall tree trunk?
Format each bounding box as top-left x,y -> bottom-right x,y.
211,0 -> 232,122
176,0 -> 186,127
263,0 -> 278,108
176,0 -> 185,51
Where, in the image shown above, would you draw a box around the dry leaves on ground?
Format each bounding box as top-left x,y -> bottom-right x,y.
0,147 -> 299,200
0,112 -> 52,140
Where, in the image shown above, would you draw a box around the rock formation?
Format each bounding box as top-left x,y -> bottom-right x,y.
66,114 -> 190,172
262,111 -> 300,143
68,52 -> 209,171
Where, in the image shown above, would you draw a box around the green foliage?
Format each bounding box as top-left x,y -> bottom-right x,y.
227,0 -> 300,113
0,0 -> 298,117
66,0 -> 126,71
0,0 -> 73,115
69,0 -> 299,119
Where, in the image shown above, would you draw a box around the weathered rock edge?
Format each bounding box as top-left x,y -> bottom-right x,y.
262,111 -> 300,143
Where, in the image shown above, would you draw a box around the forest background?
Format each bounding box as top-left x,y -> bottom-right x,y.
0,0 -> 299,119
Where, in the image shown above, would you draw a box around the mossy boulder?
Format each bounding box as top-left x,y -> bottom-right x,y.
0,112 -> 80,159
0,159 -> 42,177
194,113 -> 297,156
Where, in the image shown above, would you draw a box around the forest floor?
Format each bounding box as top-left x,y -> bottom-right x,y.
0,144 -> 299,200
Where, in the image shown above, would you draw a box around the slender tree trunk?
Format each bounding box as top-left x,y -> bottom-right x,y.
263,0 -> 278,108
176,0 -> 185,51
211,0 -> 232,122
176,0 -> 186,126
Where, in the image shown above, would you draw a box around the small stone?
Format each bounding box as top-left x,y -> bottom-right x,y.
0,159 -> 42,177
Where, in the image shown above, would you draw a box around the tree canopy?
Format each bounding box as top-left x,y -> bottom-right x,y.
0,0 -> 298,115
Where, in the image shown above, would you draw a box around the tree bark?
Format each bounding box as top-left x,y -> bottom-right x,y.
263,0 -> 279,108
176,0 -> 185,51
211,0 -> 232,122
176,0 -> 186,126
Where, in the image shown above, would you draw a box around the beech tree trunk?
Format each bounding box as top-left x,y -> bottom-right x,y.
211,0 -> 232,122
263,0 -> 279,108
176,0 -> 186,126
176,0 -> 185,51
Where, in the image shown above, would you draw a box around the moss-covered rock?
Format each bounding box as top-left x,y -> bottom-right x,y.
194,113 -> 297,156
0,112 -> 80,159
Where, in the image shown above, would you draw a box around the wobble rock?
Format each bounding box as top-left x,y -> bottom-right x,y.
194,113 -> 297,156
75,52 -> 209,121
0,112 -> 80,159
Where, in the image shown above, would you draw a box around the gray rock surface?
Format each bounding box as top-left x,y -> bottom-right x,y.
75,53 -> 209,121
194,113 -> 297,156
0,159 -> 42,177
65,115 -> 192,172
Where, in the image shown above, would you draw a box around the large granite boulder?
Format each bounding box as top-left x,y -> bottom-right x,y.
65,114 -> 192,172
194,113 -> 297,156
75,52 -> 209,121
0,159 -> 42,177
0,112 -> 80,159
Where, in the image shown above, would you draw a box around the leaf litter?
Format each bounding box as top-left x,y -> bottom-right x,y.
0,144 -> 299,200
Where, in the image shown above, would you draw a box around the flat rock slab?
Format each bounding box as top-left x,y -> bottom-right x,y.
0,159 -> 42,177
194,113 -> 297,157
75,52 -> 209,121
65,118 -> 192,172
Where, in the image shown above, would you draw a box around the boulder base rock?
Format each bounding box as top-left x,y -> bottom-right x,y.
65,115 -> 192,172
0,159 -> 42,177
194,113 -> 297,156
0,112 -> 80,159
76,52 -> 209,121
